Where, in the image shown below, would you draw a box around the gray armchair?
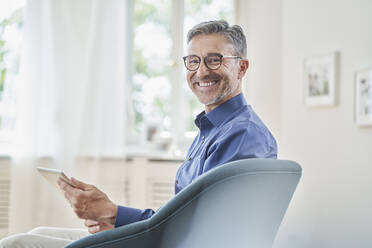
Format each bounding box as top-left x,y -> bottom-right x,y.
66,158 -> 301,248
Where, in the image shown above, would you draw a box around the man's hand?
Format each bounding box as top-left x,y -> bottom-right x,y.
57,177 -> 117,227
84,219 -> 114,234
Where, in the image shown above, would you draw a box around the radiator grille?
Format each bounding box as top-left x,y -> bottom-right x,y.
147,179 -> 174,210
0,179 -> 9,229
0,162 -> 10,238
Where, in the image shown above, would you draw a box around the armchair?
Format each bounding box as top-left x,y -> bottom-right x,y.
66,158 -> 301,248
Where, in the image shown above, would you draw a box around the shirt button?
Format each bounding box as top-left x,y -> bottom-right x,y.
176,180 -> 179,185
188,157 -> 192,160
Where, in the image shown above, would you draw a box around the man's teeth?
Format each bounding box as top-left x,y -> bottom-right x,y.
198,80 -> 218,87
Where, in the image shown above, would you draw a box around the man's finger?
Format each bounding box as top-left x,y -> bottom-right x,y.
57,177 -> 70,192
88,225 -> 100,234
57,177 -> 67,189
71,177 -> 94,191
84,219 -> 99,227
58,179 -> 79,199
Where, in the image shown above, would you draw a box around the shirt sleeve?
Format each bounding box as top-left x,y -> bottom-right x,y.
203,122 -> 277,173
114,205 -> 155,228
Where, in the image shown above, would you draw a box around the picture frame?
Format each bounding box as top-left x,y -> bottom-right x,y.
303,53 -> 338,106
355,68 -> 372,127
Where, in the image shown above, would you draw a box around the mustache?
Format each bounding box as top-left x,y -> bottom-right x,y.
193,74 -> 222,83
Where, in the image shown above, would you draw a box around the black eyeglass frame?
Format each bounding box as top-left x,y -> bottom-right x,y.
182,53 -> 242,71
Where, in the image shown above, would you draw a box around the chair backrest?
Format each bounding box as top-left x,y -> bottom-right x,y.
150,158 -> 302,248
66,159 -> 301,248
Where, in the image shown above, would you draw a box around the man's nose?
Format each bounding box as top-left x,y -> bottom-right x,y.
196,59 -> 210,78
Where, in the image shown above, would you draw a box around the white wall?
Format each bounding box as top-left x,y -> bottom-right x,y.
237,0 -> 283,139
238,0 -> 372,247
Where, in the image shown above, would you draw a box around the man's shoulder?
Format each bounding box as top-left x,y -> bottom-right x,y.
219,105 -> 270,133
212,105 -> 276,148
204,106 -> 277,161
218,118 -> 271,141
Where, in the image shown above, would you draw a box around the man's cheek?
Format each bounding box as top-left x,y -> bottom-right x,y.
187,78 -> 194,89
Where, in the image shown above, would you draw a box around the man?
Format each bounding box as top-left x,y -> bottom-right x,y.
0,20 -> 276,247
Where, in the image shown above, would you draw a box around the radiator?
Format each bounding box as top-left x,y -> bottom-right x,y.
0,159 -> 10,238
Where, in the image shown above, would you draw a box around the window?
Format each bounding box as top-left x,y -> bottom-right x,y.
0,0 -> 235,155
0,1 -> 25,153
128,0 -> 235,150
132,0 -> 172,134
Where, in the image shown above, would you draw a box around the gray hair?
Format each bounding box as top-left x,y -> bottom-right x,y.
186,20 -> 247,58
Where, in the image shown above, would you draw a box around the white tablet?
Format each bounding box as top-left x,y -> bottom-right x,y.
37,167 -> 73,191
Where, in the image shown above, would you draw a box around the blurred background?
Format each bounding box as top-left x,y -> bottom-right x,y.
0,0 -> 371,247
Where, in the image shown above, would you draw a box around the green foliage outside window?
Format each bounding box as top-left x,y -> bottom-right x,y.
0,8 -> 23,101
0,7 -> 23,132
133,0 -> 172,132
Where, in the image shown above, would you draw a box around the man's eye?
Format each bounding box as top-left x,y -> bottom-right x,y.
189,59 -> 199,64
207,57 -> 220,64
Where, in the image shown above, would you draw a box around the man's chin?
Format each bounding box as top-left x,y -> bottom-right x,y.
199,95 -> 224,106
198,90 -> 237,108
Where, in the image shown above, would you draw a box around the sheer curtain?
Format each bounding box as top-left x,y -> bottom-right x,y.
9,0 -> 127,233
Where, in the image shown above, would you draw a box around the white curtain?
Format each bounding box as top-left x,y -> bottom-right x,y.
9,0 -> 127,233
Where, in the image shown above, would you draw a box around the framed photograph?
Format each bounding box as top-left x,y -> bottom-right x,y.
303,53 -> 338,106
355,68 -> 372,127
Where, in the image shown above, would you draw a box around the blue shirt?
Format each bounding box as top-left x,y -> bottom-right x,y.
115,93 -> 277,227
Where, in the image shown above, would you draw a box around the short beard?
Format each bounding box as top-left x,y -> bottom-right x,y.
203,78 -> 236,106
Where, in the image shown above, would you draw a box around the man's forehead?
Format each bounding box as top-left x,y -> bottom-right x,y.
187,33 -> 235,55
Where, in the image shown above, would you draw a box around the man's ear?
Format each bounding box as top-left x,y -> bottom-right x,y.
237,59 -> 249,80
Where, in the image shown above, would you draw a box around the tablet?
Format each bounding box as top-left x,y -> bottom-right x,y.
37,167 -> 73,191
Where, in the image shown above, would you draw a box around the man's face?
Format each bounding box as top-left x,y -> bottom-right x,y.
186,34 -> 246,111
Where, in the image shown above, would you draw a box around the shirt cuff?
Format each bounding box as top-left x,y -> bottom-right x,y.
114,205 -> 155,228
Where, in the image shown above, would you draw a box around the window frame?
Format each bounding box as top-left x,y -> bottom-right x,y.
126,0 -> 237,155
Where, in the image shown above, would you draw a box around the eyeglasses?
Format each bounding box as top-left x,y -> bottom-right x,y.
182,53 -> 241,71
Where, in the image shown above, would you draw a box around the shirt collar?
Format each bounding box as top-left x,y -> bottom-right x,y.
195,93 -> 247,128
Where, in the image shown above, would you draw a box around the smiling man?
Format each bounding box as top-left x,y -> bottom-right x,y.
175,20 -> 277,193
0,20 -> 277,248
115,20 -> 277,229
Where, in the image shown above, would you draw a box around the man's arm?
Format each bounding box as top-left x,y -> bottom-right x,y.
114,205 -> 155,227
